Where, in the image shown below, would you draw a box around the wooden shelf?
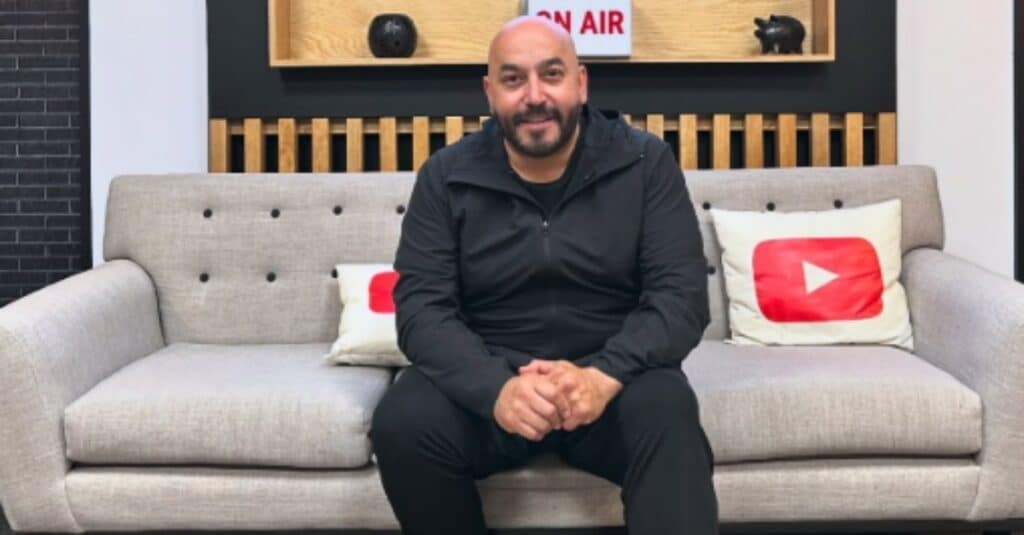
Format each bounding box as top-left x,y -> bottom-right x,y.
269,0 -> 835,67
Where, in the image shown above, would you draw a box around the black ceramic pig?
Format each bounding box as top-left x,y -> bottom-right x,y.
368,13 -> 418,58
754,14 -> 806,54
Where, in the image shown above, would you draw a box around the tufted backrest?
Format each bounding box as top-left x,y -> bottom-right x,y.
104,165 -> 943,344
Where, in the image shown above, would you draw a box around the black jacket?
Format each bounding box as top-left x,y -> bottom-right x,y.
393,103 -> 710,420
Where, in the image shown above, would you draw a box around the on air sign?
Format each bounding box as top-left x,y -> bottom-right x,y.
527,0 -> 632,58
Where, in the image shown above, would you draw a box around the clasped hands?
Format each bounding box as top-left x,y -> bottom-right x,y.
493,358 -> 623,441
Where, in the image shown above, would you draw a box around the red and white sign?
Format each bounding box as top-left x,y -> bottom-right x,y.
527,0 -> 631,57
752,237 -> 884,322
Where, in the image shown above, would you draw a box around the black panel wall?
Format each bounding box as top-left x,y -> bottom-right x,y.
207,0 -> 896,119
0,0 -> 89,307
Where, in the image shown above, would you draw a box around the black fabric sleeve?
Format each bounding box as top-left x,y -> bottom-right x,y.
392,160 -> 516,420
575,140 -> 711,385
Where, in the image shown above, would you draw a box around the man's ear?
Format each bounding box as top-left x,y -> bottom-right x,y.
577,64 -> 589,104
482,75 -> 493,108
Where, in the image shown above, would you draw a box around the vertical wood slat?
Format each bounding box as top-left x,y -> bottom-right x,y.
844,112 -> 864,166
445,116 -> 464,145
810,112 -> 831,167
711,113 -> 730,169
378,116 -> 398,172
277,118 -> 297,172
208,119 -> 230,172
743,113 -> 763,168
622,113 -> 632,127
776,113 -> 797,168
243,118 -> 264,172
312,118 -> 331,172
345,118 -> 363,172
646,114 -> 664,139
678,114 -> 698,170
876,112 -> 897,164
412,116 -> 430,171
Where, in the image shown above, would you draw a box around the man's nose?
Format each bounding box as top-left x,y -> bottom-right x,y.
525,75 -> 545,105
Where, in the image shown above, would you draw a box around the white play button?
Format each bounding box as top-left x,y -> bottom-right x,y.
803,260 -> 839,294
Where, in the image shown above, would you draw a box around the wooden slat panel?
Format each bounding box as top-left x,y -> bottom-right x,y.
876,112 -> 897,164
312,118 -> 332,172
243,118 -> 264,172
379,116 -> 398,171
844,112 -> 864,166
646,114 -> 664,139
810,112 -> 830,167
345,118 -> 363,172
743,113 -> 763,168
678,114 -> 698,170
277,118 -> 297,172
208,119 -> 230,172
445,116 -> 464,145
711,113 -> 730,169
776,113 -> 797,167
412,116 -> 430,171
622,113 -> 632,127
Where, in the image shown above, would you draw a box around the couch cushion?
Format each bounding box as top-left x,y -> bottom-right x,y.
64,343 -> 393,469
682,341 -> 982,463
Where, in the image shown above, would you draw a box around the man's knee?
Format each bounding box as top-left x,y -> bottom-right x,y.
616,367 -> 701,429
370,366 -> 465,457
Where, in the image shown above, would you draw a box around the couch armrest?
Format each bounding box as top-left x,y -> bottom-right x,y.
902,247 -> 1024,521
0,259 -> 164,532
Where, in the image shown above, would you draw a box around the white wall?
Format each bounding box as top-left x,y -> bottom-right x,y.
89,1 -> 208,267
897,0 -> 1015,277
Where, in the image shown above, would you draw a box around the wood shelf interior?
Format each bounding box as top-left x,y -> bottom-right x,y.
269,0 -> 835,67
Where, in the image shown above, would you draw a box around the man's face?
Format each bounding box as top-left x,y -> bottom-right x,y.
484,26 -> 588,159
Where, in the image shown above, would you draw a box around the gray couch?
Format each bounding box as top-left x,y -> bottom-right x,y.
1,165 -> 1022,533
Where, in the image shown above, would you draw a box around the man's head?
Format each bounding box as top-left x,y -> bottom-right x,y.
484,16 -> 588,159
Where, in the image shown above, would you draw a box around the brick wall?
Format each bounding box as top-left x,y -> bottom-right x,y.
0,0 -> 87,307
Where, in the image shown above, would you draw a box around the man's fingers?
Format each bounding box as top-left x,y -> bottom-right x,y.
524,386 -> 562,429
517,406 -> 551,438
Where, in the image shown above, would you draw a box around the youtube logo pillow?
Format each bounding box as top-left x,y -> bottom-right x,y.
324,263 -> 411,366
709,199 -> 913,350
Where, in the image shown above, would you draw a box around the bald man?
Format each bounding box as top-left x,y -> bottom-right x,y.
370,16 -> 718,535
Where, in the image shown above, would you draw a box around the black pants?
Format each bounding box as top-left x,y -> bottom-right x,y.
369,365 -> 719,535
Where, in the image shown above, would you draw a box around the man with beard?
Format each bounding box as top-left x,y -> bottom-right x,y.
369,15 -> 717,535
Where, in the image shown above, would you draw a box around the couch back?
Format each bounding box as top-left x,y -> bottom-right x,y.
104,165 -> 943,345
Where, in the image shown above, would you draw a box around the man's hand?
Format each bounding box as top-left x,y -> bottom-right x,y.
517,359 -> 623,431
493,372 -> 573,441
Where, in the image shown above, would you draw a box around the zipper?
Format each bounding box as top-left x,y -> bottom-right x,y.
531,152 -> 645,347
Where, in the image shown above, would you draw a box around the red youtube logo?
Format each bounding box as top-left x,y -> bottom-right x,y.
367,270 -> 399,313
752,237 -> 883,322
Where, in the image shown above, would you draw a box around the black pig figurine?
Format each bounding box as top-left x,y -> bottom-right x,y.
754,14 -> 806,54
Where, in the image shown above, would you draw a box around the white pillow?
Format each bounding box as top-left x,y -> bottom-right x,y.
709,198 -> 913,350
324,263 -> 411,366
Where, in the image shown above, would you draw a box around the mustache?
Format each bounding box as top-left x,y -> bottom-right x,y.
512,105 -> 562,125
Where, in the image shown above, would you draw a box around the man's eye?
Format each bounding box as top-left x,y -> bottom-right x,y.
503,76 -> 520,84
545,70 -> 564,78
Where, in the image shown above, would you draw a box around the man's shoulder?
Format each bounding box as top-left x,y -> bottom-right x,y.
420,126 -> 491,178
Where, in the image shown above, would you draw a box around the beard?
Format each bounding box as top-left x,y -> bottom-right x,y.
494,101 -> 582,158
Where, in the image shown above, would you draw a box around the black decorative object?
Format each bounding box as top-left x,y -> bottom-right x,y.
754,14 -> 806,54
368,14 -> 417,58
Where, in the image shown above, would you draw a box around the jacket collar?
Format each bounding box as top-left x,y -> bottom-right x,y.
445,103 -> 644,202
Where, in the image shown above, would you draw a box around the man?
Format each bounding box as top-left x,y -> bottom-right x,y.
369,15 -> 717,535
